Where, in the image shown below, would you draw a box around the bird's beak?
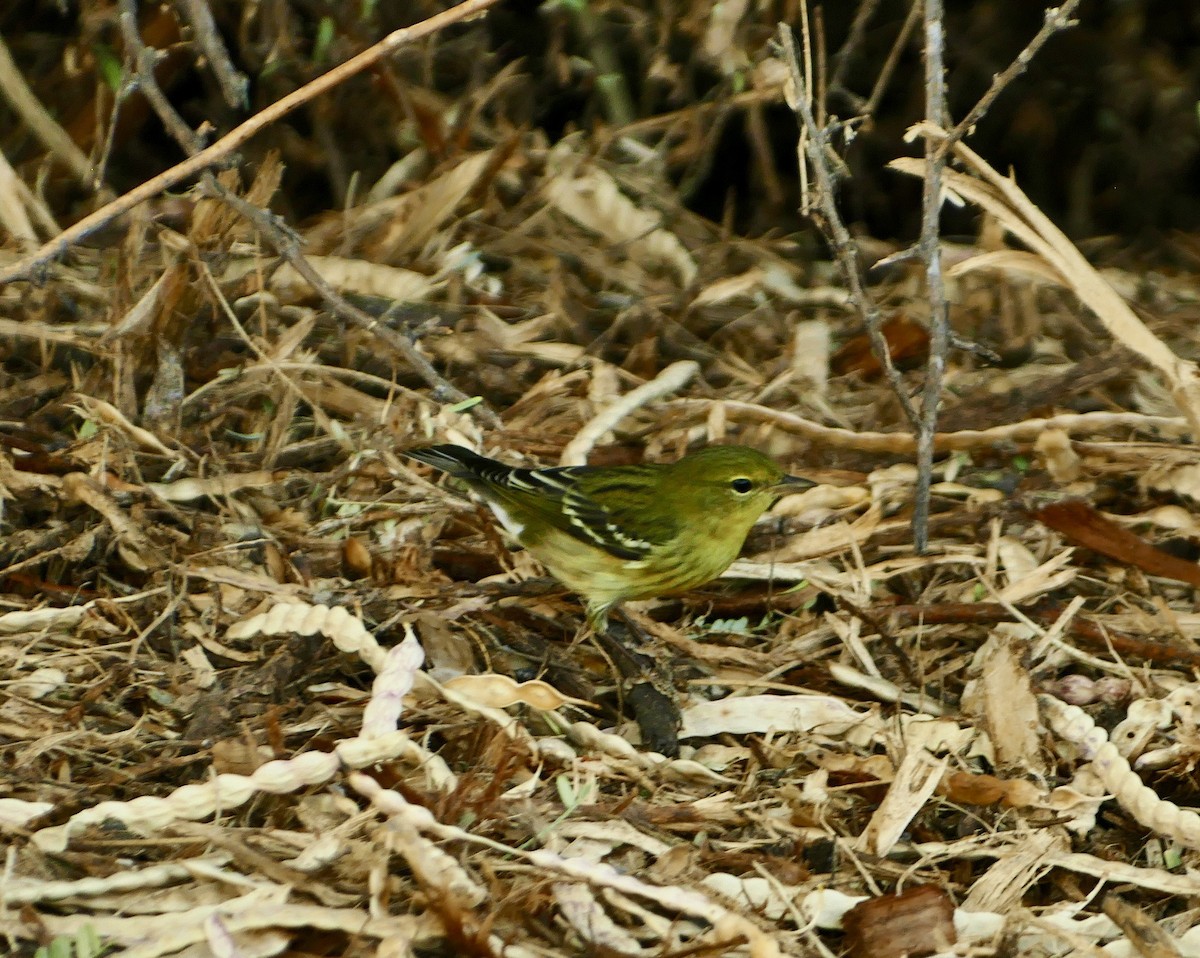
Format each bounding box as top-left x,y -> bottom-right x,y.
774,474 -> 816,492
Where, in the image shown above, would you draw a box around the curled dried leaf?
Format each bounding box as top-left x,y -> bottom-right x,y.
442,673 -> 592,711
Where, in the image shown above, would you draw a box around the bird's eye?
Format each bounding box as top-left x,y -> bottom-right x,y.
730,477 -> 754,494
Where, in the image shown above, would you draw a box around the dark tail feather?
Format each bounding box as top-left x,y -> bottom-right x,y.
404,444 -> 494,480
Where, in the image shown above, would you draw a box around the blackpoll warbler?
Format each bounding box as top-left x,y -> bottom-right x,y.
406,444 -> 814,630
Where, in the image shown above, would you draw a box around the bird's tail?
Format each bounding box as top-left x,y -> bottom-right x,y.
404,444 -> 492,480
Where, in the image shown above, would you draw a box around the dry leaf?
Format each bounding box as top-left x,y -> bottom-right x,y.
843,885 -> 957,958
678,694 -> 869,738
1037,500 -> 1200,588
441,674 -> 591,711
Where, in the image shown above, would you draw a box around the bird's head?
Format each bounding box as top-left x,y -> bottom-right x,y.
667,446 -> 814,525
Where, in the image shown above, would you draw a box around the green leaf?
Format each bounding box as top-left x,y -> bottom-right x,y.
75,926 -> 104,958
313,17 -> 336,64
93,44 -> 124,93
447,396 -> 483,413
556,773 -> 577,808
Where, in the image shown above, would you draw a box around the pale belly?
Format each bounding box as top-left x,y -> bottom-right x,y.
527,526 -> 738,606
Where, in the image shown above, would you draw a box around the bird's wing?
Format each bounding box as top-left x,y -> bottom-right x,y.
407,445 -> 677,562
500,466 -> 677,562
559,469 -> 680,561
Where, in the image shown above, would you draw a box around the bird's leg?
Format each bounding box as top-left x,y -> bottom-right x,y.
592,608 -> 680,757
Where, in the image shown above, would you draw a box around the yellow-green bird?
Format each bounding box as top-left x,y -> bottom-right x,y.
405,444 -> 814,630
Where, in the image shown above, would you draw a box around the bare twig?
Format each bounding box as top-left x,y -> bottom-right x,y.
672,398 -> 1188,453
612,85 -> 785,141
828,0 -> 881,100
937,0 -> 1084,160
776,23 -> 920,432
907,0 -> 1083,552
859,1 -> 922,124
91,67 -> 125,192
561,361 -> 699,466
115,1 -> 499,424
813,6 -> 826,128
795,2 -> 813,203
118,2 -> 206,155
0,0 -> 503,286
210,184 -> 500,425
174,0 -> 250,110
912,0 -> 951,553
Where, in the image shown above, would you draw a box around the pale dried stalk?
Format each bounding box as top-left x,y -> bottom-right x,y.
0,33 -> 97,186
561,360 -> 699,465
0,148 -> 36,242
891,126 -> 1200,437
0,0 -> 504,285
673,397 -> 1188,452
1041,695 -> 1200,849
29,606 -> 428,852
353,775 -> 787,958
912,0 -> 950,553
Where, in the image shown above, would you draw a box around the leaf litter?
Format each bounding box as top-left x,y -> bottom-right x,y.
3,4 -> 1200,958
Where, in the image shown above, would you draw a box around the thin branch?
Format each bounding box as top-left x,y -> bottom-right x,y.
776,23 -> 920,431
671,398 -> 1188,453
859,0 -> 922,121
117,1 -> 499,424
0,0 -> 503,286
118,2 -> 206,155
937,0 -> 1084,160
209,184 -> 500,426
909,0 -> 1083,551
174,0 -> 250,109
912,0 -> 951,554
612,85 -> 784,140
828,0 -> 881,97
813,5 -> 826,127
